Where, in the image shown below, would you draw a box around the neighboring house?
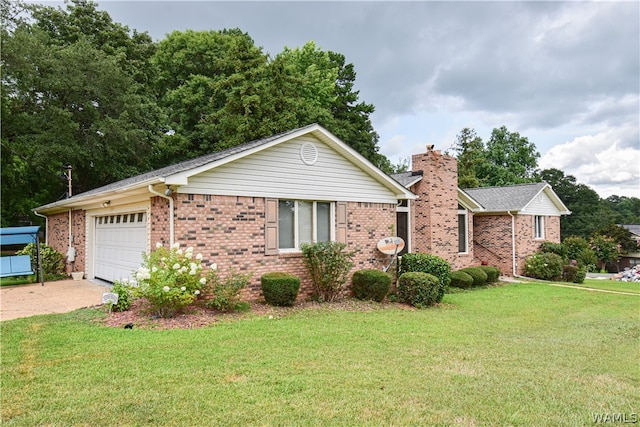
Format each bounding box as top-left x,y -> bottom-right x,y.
34,124 -> 570,299
618,224 -> 640,269
391,148 -> 571,276
33,124 -> 416,299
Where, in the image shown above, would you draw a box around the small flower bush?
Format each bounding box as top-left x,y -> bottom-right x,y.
205,267 -> 253,312
132,243 -> 207,318
111,280 -> 133,312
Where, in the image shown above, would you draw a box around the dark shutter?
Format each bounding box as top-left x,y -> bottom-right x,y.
265,198 -> 278,255
336,201 -> 347,244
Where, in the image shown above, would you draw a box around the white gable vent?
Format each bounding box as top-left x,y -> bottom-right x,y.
300,142 -> 318,165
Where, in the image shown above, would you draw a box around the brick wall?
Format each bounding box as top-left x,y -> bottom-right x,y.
473,214 -> 561,276
409,149 -> 477,271
46,210 -> 85,274
473,215 -> 513,276
162,194 -> 394,301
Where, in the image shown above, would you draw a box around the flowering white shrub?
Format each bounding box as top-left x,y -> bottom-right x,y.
132,243 -> 207,318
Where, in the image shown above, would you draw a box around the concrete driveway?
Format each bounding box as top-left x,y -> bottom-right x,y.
0,279 -> 111,321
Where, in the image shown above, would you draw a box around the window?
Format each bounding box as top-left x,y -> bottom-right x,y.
458,208 -> 468,253
278,200 -> 332,250
534,215 -> 545,239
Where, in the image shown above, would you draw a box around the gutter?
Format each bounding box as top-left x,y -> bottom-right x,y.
148,185 -> 174,246
32,210 -> 48,245
507,211 -> 517,276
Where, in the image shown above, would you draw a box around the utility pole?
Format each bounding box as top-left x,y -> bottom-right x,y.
62,164 -> 72,198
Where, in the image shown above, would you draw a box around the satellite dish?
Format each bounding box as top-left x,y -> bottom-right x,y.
377,236 -> 405,255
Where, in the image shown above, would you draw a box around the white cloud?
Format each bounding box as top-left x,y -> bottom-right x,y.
540,126 -> 640,198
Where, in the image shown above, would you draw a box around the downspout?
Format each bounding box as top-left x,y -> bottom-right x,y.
32,210 -> 47,286
33,211 -> 48,245
148,185 -> 174,246
507,211 -> 517,276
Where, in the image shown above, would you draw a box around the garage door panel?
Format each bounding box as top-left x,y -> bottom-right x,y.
95,212 -> 147,282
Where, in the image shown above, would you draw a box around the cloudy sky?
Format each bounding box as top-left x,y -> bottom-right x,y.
41,1 -> 640,198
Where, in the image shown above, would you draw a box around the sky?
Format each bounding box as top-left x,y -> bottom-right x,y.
37,0 -> 640,198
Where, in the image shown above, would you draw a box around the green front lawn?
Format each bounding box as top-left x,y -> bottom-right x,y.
2,282 -> 638,426
574,278 -> 640,295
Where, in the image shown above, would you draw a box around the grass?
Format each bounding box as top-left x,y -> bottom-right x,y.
2,282 -> 638,426
571,278 -> 640,295
0,275 -> 37,287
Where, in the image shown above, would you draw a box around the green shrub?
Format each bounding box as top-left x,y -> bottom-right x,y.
397,272 -> 441,308
478,265 -> 500,283
351,269 -> 392,302
399,253 -> 451,303
301,241 -> 354,302
573,268 -> 586,284
460,267 -> 488,287
523,252 -> 564,281
111,280 -> 133,312
16,243 -> 65,280
261,272 -> 300,306
206,269 -> 253,312
450,270 -> 474,289
562,265 -> 578,283
539,241 -> 567,260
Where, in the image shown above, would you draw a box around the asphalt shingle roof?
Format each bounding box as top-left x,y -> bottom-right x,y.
462,182 -> 549,212
390,171 -> 423,187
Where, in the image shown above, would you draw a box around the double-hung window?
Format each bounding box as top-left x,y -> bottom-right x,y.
278,200 -> 332,250
458,206 -> 468,253
534,215 -> 545,239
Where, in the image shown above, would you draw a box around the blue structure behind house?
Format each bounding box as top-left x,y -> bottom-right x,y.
0,226 -> 44,285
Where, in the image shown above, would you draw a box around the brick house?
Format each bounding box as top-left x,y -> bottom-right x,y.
34,124 -> 416,299
34,124 -> 570,299
391,149 -> 571,276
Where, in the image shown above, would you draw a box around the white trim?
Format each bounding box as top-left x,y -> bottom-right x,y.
458,209 -> 469,254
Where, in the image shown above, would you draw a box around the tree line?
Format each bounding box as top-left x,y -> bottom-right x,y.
2,0 -> 638,253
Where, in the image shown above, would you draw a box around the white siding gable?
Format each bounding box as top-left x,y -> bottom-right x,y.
522,190 -> 563,216
180,135 -> 398,203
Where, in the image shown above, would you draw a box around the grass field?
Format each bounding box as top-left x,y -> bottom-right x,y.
1,282 -> 638,426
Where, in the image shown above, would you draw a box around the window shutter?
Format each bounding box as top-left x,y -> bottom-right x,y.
336,201 -> 348,244
265,198 -> 278,255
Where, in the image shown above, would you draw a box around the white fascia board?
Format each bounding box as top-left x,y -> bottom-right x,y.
521,184 -> 571,215
458,188 -> 484,212
34,177 -> 163,214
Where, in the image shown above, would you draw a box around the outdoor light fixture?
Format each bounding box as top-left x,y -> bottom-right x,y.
164,186 -> 173,196
102,200 -> 111,207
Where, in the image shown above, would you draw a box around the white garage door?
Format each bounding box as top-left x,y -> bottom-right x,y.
95,212 -> 147,282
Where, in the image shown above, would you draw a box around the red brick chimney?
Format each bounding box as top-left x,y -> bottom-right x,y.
410,147 -> 459,259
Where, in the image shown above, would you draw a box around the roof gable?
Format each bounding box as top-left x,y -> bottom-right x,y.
462,182 -> 570,215
34,124 -> 415,213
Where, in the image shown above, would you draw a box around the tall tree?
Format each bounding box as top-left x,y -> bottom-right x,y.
539,168 -> 616,239
1,0 -> 162,225
477,126 -> 540,186
451,128 -> 485,188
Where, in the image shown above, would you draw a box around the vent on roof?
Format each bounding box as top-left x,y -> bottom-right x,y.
300,142 -> 318,165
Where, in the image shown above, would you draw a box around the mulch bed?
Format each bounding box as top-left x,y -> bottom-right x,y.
101,298 -> 416,330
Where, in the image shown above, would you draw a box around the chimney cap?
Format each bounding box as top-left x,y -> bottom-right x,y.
426,144 -> 435,151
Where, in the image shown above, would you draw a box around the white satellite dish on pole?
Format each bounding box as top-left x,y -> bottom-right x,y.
377,237 -> 405,255
377,237 -> 405,272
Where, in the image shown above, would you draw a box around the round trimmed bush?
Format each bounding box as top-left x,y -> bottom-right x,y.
460,267 -> 488,287
478,265 -> 500,283
450,270 -> 474,289
397,272 -> 440,308
261,272 -> 300,306
352,269 -> 392,302
399,253 -> 451,303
